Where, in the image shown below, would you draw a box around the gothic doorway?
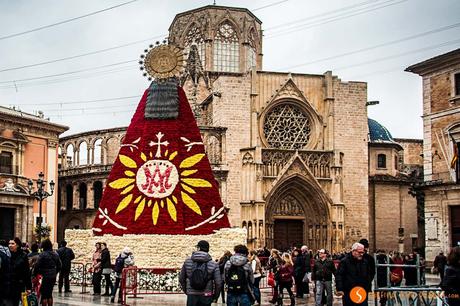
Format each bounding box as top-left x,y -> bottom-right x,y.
0,207 -> 15,241
265,175 -> 332,251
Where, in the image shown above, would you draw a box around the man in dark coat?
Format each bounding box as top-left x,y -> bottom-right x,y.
7,238 -> 32,306
375,250 -> 389,306
179,240 -> 222,306
57,240 -> 75,293
312,249 -> 336,306
433,251 -> 447,284
336,242 -> 372,306
359,238 -> 376,284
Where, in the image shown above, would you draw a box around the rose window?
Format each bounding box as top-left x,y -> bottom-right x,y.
263,104 -> 312,149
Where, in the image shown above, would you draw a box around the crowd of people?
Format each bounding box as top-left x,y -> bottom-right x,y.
0,238 -> 134,306
179,239 -> 460,306
1,236 -> 459,306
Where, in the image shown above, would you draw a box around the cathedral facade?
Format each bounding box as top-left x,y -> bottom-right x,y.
57,5 -> 422,252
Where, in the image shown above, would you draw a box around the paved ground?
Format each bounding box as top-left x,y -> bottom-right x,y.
53,274 -> 442,306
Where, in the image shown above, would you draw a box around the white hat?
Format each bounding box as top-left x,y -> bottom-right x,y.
122,247 -> 132,254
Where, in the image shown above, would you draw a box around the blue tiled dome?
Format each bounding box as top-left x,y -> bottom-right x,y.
368,118 -> 394,142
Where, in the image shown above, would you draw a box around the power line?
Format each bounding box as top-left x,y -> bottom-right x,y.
264,0 -> 378,31
333,38 -> 460,71
252,0 -> 290,11
0,0 -> 139,41
0,35 -> 165,73
0,60 -> 136,84
15,95 -> 142,106
277,21 -> 460,70
265,0 -> 408,39
0,0 -> 288,73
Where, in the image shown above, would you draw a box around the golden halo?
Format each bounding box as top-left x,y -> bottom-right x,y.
141,44 -> 185,80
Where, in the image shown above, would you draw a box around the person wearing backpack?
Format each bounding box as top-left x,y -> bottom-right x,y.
111,247 -> 134,303
179,240 -> 221,306
224,244 -> 255,306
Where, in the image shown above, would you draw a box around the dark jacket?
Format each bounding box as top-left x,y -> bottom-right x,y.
403,257 -> 418,286
294,252 -> 310,278
179,251 -> 221,299
376,254 -> 388,287
8,249 -> 32,295
312,258 -> 336,282
34,250 -> 62,279
441,266 -> 460,306
224,253 -> 255,294
57,246 -> 75,270
0,249 -> 11,299
278,263 -> 294,286
100,248 -> 112,270
434,254 -> 447,271
364,252 -> 376,282
335,253 -> 372,292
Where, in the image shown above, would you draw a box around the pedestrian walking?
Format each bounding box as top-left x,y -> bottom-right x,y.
312,249 -> 336,306
335,242 -> 372,306
100,242 -> 113,296
375,250 -> 388,306
8,238 -> 32,306
250,250 -> 263,306
28,243 -> 39,274
111,247 -> 134,303
179,240 -> 221,306
403,253 -> 417,286
441,246 -> 460,306
268,249 -> 283,304
390,252 -> 403,286
0,239 -> 12,306
277,253 -> 295,306
294,245 -> 311,298
224,244 -> 255,306
218,251 -> 232,303
34,239 -> 62,306
90,242 -> 102,295
433,251 -> 447,285
56,240 -> 75,293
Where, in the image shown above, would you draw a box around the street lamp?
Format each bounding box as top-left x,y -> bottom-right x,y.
28,172 -> 55,243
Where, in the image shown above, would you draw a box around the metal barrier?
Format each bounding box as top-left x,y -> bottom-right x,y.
373,287 -> 448,306
121,267 -> 181,306
69,262 -> 89,293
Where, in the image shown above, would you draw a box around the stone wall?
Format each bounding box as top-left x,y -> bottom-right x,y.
333,80 -> 369,246
65,227 -> 246,268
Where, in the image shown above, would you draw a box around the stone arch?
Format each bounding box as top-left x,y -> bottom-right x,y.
265,173 -> 332,251
65,143 -> 75,167
93,138 -> 103,164
93,181 -> 103,209
65,217 -> 84,230
79,182 -> 87,210
78,141 -> 88,165
65,184 -> 73,210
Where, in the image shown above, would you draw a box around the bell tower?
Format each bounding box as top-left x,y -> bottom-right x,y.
168,5 -> 263,73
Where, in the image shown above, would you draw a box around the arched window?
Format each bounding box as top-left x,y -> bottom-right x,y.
377,154 -> 386,168
93,181 -> 103,209
66,144 -> 74,167
79,183 -> 87,210
93,139 -> 103,164
246,28 -> 257,70
213,22 -> 239,72
184,24 -> 206,68
66,184 -> 73,210
79,141 -> 88,165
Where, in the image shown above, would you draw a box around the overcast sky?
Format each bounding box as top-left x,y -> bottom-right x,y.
0,0 -> 459,138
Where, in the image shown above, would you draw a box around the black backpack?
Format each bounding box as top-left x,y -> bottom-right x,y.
190,262 -> 208,290
226,264 -> 247,293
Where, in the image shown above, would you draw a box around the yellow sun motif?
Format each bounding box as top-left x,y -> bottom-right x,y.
108,149 -> 212,225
